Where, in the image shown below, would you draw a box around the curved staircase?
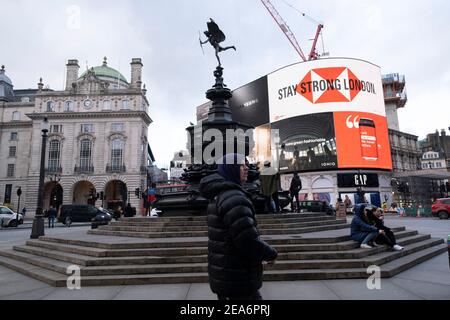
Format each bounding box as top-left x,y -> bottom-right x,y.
0,213 -> 446,287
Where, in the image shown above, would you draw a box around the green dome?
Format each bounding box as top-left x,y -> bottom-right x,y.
79,58 -> 128,83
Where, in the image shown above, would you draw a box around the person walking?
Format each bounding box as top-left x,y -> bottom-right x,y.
289,172 -> 302,213
146,183 -> 157,216
21,207 -> 27,219
260,161 -> 280,213
47,205 -> 57,228
200,153 -> 278,300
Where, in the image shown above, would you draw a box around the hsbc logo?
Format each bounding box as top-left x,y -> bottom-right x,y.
277,67 -> 377,104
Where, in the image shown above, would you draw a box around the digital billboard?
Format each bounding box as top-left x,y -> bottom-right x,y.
195,58 -> 392,172
267,58 -> 392,171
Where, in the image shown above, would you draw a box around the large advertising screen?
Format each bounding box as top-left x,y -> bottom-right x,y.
195,58 -> 392,172
267,58 -> 392,171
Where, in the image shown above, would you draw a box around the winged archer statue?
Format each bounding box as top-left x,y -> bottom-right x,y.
199,18 -> 236,67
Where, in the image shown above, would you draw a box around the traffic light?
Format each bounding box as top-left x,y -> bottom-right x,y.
17,187 -> 22,197
135,187 -> 140,198
100,191 -> 104,200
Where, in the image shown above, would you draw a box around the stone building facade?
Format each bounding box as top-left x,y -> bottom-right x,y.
0,58 -> 152,216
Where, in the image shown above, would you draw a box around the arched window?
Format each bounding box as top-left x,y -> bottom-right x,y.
122,99 -> 129,110
64,101 -> 74,111
80,139 -> 92,169
48,140 -> 61,171
46,101 -> 54,112
103,100 -> 111,110
111,139 -> 124,169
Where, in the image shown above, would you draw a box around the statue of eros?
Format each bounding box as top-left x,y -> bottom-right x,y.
200,18 -> 236,67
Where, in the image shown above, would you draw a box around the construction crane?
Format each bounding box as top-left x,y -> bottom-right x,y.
260,0 -> 324,61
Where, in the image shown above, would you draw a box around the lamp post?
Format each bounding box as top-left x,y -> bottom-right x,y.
16,186 -> 22,214
30,117 -> 49,239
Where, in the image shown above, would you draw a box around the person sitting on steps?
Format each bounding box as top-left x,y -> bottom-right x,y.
367,207 -> 404,251
351,204 -> 384,249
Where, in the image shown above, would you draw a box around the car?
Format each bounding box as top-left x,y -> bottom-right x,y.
297,200 -> 335,216
57,204 -> 105,227
0,206 -> 24,227
431,198 -> 450,219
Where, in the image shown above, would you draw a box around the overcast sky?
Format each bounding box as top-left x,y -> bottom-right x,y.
2,0 -> 449,168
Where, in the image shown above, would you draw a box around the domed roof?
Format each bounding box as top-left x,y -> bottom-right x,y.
0,65 -> 13,86
79,58 -> 128,83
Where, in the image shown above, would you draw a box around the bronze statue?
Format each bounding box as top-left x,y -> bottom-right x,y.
200,18 -> 236,67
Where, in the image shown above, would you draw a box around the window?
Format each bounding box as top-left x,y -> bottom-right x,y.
64,101 -> 74,111
46,101 -> 54,112
9,146 -> 16,157
122,100 -> 129,109
111,139 -> 124,168
48,140 -> 61,170
111,123 -> 124,132
12,111 -> 20,121
4,184 -> 12,203
436,162 -> 442,168
103,100 -> 111,110
7,164 -> 15,177
50,125 -> 62,133
81,124 -> 93,133
80,139 -> 92,168
10,132 -> 17,141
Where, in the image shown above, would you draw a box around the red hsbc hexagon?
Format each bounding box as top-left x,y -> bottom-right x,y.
295,67 -> 362,104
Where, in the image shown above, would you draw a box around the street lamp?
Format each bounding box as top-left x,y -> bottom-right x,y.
30,117 -> 49,239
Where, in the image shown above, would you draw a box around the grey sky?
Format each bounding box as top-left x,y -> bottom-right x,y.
2,0 -> 449,167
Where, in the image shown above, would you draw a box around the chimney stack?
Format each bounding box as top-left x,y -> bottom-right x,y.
65,59 -> 79,91
130,58 -> 143,89
38,77 -> 44,92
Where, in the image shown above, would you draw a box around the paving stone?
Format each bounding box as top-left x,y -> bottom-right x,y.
114,284 -> 190,300
389,278 -> 450,300
260,280 -> 341,300
185,283 -> 217,300
42,286 -> 124,300
0,286 -> 56,300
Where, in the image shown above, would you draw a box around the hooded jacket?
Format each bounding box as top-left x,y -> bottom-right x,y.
199,173 -> 278,297
350,204 -> 378,243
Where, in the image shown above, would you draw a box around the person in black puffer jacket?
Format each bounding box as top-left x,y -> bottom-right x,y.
199,153 -> 278,300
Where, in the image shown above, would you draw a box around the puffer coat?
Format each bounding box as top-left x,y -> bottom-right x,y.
199,173 -> 278,297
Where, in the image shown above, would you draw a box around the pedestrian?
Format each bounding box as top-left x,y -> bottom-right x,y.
335,197 -> 347,219
21,207 -> 27,219
344,195 -> 352,208
260,161 -> 280,213
199,153 -> 278,300
146,183 -> 157,216
367,208 -> 404,251
47,205 -> 57,228
350,204 -> 383,249
124,203 -> 133,217
289,172 -> 302,213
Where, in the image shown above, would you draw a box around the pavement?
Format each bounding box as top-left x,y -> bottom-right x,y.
0,215 -> 449,300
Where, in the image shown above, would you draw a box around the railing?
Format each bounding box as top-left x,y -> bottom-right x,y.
106,164 -> 126,173
74,165 -> 94,173
382,73 -> 405,84
45,166 -> 62,174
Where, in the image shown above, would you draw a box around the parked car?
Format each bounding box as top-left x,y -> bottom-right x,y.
297,201 -> 335,216
431,198 -> 450,219
57,204 -> 105,227
0,206 -> 24,227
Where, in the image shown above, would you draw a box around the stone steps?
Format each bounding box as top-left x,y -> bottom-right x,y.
0,210 -> 446,287
11,230 -> 418,268
103,219 -> 346,233
0,240 -> 445,286
114,215 -> 336,227
88,221 -> 350,239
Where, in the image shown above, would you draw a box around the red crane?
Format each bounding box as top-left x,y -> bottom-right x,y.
261,0 -> 324,61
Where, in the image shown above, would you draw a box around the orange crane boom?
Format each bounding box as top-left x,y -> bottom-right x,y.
261,0 -> 307,61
